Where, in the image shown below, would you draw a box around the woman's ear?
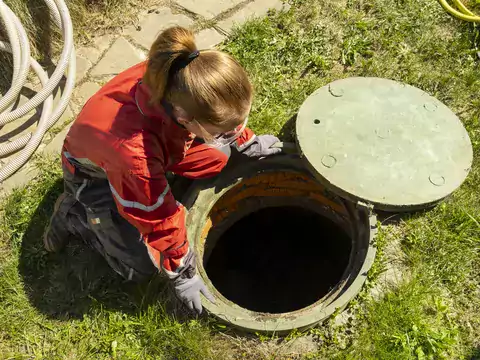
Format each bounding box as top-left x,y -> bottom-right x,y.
172,105 -> 191,125
176,117 -> 189,126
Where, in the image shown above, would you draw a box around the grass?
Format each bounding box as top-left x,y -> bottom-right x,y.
0,156 -> 220,359
1,0 -> 480,358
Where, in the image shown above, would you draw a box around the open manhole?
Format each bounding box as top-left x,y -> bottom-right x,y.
205,205 -> 351,314
184,156 -> 376,333
183,77 -> 472,333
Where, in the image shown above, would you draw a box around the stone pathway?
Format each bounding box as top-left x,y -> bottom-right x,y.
0,0 -> 289,193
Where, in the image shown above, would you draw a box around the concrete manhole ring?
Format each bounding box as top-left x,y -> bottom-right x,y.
183,155 -> 377,333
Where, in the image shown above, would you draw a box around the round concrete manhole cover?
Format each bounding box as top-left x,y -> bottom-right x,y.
296,77 -> 473,211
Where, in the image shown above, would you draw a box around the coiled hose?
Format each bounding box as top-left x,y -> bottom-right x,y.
438,0 -> 480,22
0,0 -> 75,182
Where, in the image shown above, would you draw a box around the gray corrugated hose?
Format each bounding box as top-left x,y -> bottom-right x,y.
0,0 -> 75,182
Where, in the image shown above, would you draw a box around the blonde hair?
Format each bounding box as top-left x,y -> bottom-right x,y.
143,26 -> 253,131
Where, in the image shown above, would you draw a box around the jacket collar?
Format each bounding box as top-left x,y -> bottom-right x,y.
135,81 -> 195,164
135,81 -> 167,120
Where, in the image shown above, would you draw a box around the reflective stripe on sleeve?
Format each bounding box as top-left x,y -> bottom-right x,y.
109,182 -> 171,212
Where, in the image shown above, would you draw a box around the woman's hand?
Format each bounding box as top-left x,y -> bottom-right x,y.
172,251 -> 215,314
240,135 -> 282,157
174,273 -> 215,314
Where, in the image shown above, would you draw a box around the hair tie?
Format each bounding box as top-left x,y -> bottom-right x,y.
168,50 -> 200,75
188,50 -> 200,60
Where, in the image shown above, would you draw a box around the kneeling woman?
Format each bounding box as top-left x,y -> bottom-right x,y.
43,26 -> 281,313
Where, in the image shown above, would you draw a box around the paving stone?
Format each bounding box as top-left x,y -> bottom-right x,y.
75,46 -> 102,64
77,47 -> 101,64
93,34 -> 115,55
90,37 -> 144,77
75,55 -> 92,83
43,123 -> 72,154
125,8 -> 193,49
0,161 -> 38,194
195,28 -> 226,49
177,0 -> 243,19
72,82 -> 102,109
76,35 -> 113,65
218,0 -> 288,32
75,35 -> 113,64
96,76 -> 115,87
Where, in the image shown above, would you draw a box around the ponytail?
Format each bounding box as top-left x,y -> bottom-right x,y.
144,27 -> 197,104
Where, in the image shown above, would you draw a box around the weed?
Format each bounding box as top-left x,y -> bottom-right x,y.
344,279 -> 460,360
341,23 -> 374,67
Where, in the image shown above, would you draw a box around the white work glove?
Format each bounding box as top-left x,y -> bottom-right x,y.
240,135 -> 282,157
172,252 -> 215,314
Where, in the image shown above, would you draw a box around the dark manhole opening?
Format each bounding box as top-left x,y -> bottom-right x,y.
205,206 -> 352,313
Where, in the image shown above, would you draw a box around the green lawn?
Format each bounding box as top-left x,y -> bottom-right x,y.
1,0 -> 479,358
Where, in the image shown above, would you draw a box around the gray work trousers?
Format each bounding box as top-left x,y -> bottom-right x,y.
54,164 -> 158,281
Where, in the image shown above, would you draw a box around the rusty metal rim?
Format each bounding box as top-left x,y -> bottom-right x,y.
200,195 -> 354,314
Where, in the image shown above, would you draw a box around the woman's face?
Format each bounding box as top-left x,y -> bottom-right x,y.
178,118 -> 224,143
173,106 -> 235,142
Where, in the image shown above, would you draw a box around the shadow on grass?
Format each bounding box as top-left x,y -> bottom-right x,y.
17,178 -> 176,320
278,114 -> 297,143
471,347 -> 480,360
375,209 -> 431,225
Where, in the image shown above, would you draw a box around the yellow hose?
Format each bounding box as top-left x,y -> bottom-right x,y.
438,0 -> 480,22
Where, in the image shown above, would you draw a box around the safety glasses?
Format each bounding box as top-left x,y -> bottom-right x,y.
193,117 -> 248,148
